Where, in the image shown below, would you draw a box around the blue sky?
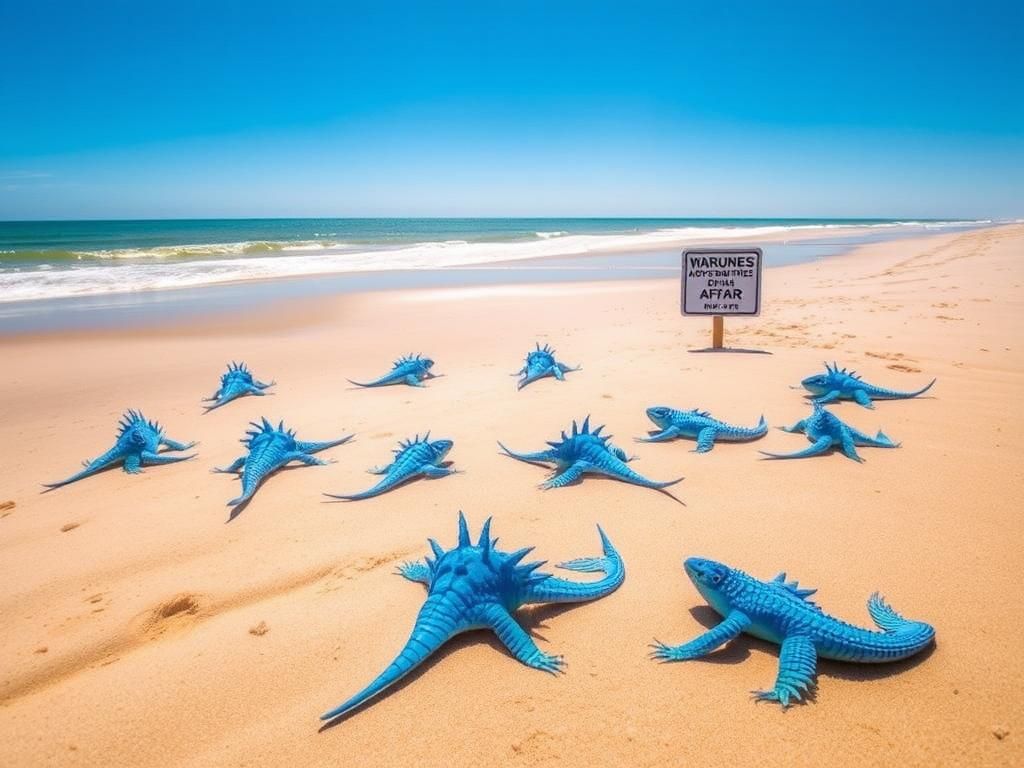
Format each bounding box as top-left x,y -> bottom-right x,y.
1,0 -> 1021,219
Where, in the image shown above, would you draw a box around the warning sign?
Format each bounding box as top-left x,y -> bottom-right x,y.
681,247 -> 762,316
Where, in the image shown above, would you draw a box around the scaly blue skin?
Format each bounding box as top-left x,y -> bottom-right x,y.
650,557 -> 935,707
203,361 -> 275,411
498,416 -> 683,492
348,354 -> 438,388
637,406 -> 768,453
800,361 -> 936,409
760,403 -> 899,463
320,512 -> 625,722
513,342 -> 580,390
214,417 -> 353,506
43,410 -> 197,489
325,433 -> 456,501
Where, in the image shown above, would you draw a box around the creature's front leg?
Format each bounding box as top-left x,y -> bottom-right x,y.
161,437 -> 197,451
813,390 -> 842,404
478,603 -> 564,674
540,460 -> 592,489
123,454 -> 143,474
635,426 -> 681,443
141,451 -> 195,466
395,561 -> 432,585
838,431 -> 864,463
404,374 -> 425,387
649,610 -> 750,661
551,365 -> 565,381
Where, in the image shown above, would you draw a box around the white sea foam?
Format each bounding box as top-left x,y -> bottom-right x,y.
0,220 -> 991,304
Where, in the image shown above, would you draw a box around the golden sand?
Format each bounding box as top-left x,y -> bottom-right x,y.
1,225 -> 1022,767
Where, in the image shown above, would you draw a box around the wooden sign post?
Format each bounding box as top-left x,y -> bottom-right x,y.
681,247 -> 764,353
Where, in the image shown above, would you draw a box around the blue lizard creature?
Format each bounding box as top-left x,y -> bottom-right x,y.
650,557 -> 935,707
799,361 -> 935,409
513,342 -> 580,390
760,403 -> 899,462
637,406 -> 768,453
348,354 -> 438,388
202,361 -> 275,411
44,410 -> 196,489
324,433 -> 456,501
498,416 -> 683,492
320,512 -> 624,722
214,418 -> 353,507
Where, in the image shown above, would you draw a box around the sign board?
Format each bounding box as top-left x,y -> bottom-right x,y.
681,247 -> 763,316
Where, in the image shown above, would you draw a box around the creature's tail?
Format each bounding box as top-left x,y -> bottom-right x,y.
320,594 -> 461,722
346,377 -> 387,388
323,474 -> 399,501
42,452 -> 120,490
525,526 -> 626,604
870,378 -> 936,400
863,593 -> 936,661
227,475 -> 261,506
597,460 -> 683,489
496,441 -> 554,464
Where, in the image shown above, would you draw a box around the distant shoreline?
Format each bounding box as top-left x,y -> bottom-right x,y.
0,221 -> 1005,336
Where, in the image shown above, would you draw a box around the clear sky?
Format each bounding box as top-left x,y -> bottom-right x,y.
1,0 -> 1021,220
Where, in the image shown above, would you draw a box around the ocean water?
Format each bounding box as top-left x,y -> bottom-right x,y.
0,217 -> 991,305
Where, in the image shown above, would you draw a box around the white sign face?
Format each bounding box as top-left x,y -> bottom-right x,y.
681,247 -> 763,316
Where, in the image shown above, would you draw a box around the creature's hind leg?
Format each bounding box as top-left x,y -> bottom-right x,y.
420,464 -> 455,479
694,428 -> 717,453
287,452 -> 330,467
852,390 -> 874,409
479,603 -> 564,674
838,432 -> 864,463
404,374 -> 425,387
552,365 -> 565,381
752,635 -> 817,708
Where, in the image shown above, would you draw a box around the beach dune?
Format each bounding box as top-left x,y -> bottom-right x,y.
1,224 -> 1022,767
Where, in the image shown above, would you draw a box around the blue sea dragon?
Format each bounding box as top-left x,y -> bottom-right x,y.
650,557 -> 935,707
637,406 -> 768,453
203,361 -> 275,411
44,410 -> 196,489
320,512 -> 624,721
799,362 -> 935,409
513,342 -> 580,390
348,354 -> 438,388
214,418 -> 353,506
498,416 -> 683,491
324,433 -> 456,501
760,403 -> 899,462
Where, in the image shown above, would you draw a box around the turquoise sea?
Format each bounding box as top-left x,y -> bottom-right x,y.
0,217 -> 995,333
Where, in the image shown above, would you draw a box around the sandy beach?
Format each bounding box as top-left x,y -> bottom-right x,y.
1,223 -> 1022,767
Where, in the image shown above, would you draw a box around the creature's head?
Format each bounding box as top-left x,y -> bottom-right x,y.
684,557 -> 734,611
645,406 -> 673,429
526,343 -> 555,368
800,372 -> 831,395
118,410 -> 160,449
419,357 -> 435,371
425,513 -> 548,602
429,438 -> 454,462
